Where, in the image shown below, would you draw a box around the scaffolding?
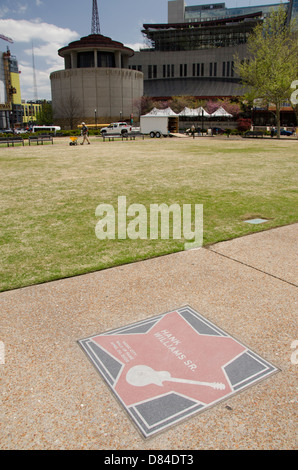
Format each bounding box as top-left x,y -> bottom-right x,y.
142,13 -> 262,52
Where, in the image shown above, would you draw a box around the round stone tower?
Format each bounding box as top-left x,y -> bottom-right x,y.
50,33 -> 143,128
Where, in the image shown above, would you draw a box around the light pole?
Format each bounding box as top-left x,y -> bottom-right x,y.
94,109 -> 97,129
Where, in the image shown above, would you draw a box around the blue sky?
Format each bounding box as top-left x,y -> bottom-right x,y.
0,0 -> 286,101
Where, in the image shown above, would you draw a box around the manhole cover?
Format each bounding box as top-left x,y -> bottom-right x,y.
78,306 -> 278,438
244,218 -> 269,224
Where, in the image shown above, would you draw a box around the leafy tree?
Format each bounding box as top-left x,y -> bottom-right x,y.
234,6 -> 298,137
36,101 -> 53,125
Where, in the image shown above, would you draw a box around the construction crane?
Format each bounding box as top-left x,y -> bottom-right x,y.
0,34 -> 15,111
0,34 -> 14,44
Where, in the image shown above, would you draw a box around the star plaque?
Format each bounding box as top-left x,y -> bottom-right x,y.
78,306 -> 278,438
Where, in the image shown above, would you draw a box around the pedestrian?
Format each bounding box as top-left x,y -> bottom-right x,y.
80,122 -> 90,145
270,126 -> 275,138
191,125 -> 195,139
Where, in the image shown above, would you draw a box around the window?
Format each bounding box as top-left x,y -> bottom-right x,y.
209,62 -> 217,77
222,61 -> 226,77
180,64 -> 187,77
193,63 -> 201,76
164,64 -> 174,78
227,61 -> 230,77
78,51 -> 94,68
201,63 -> 204,76
149,65 -> 157,78
97,52 -> 115,68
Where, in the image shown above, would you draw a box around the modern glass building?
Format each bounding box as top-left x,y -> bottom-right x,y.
168,0 -> 291,23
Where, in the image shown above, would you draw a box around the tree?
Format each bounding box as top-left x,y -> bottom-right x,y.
234,6 -> 298,137
36,101 -> 53,125
53,93 -> 83,129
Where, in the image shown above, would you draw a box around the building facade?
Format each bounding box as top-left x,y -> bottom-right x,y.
0,49 -> 22,130
50,34 -> 143,127
22,101 -> 43,127
128,0 -> 294,101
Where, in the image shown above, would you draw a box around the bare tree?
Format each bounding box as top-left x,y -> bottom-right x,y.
53,93 -> 83,130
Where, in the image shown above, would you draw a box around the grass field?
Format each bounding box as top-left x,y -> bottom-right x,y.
0,136 -> 297,292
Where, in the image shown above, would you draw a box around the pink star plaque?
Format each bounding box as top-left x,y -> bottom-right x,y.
79,306 -> 278,438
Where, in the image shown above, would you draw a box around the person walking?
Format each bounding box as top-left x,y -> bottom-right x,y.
80,122 -> 90,145
190,125 -> 196,139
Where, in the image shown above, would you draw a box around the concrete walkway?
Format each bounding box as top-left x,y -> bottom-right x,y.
1,224 -> 297,450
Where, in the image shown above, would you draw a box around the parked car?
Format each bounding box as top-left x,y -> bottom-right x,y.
280,129 -> 293,136
212,127 -> 225,135
0,129 -> 14,134
15,129 -> 28,134
101,122 -> 132,136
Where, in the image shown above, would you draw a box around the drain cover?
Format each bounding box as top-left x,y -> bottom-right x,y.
244,218 -> 268,224
78,306 -> 278,438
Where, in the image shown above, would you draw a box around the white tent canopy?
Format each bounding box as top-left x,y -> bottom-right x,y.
179,107 -> 199,117
196,107 -> 211,117
210,106 -> 233,117
145,107 -> 178,116
179,107 -> 211,117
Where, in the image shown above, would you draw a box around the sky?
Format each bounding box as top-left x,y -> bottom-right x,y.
0,0 -> 286,101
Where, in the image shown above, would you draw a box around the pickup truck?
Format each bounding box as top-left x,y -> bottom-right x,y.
101,122 -> 132,136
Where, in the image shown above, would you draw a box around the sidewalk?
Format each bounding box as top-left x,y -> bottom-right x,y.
1,224 -> 297,450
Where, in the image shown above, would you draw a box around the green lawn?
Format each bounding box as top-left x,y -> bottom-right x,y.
0,136 -> 297,292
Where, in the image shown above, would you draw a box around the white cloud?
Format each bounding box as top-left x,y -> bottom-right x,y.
124,42 -> 145,51
0,18 -> 78,44
0,18 -> 79,100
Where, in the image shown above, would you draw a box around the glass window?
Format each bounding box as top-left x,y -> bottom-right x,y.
97,52 -> 115,68
227,61 -> 230,77
78,51 -> 94,68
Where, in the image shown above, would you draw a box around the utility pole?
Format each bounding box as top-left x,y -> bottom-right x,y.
91,0 -> 101,35
32,43 -> 38,102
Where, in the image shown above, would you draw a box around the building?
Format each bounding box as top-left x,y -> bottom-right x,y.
168,0 -> 291,23
50,33 -> 143,127
0,49 -> 22,130
128,0 -> 293,101
22,101 -> 43,127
